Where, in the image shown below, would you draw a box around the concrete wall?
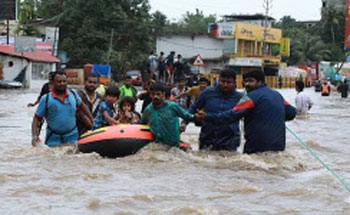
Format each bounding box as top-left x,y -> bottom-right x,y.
157,35 -> 225,59
0,55 -> 32,87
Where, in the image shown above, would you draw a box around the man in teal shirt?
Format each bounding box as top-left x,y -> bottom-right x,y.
140,82 -> 198,147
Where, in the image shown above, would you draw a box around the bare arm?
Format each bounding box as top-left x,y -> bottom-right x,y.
78,103 -> 93,129
31,115 -> 42,146
102,110 -> 119,125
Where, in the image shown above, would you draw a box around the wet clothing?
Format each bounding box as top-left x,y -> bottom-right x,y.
35,90 -> 82,147
205,84 -> 296,154
37,82 -> 51,100
314,82 -> 322,92
188,87 -> 243,151
140,101 -> 194,147
295,91 -> 313,115
337,83 -> 349,98
321,84 -> 330,96
92,101 -> 116,130
119,85 -> 137,102
171,87 -> 189,109
77,89 -> 102,135
139,91 -> 152,113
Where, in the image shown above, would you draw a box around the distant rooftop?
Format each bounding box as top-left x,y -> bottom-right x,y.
223,14 -> 275,21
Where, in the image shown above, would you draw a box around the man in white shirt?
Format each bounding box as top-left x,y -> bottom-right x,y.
295,80 -> 313,115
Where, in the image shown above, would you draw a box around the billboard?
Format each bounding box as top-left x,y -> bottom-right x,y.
345,0 -> 350,50
235,23 -> 282,44
14,36 -> 36,53
280,38 -> 290,57
0,0 -> 16,20
208,22 -> 235,38
65,69 -> 84,85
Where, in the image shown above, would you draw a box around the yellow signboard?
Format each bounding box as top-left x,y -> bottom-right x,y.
280,37 -> 290,57
235,23 -> 282,44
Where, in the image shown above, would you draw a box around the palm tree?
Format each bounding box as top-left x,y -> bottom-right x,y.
290,31 -> 332,65
321,6 -> 344,44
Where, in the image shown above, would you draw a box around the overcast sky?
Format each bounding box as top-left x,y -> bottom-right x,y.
149,0 -> 322,22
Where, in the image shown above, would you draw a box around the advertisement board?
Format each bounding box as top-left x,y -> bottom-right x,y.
14,36 -> 36,53
280,37 -> 290,57
65,69 -> 84,85
208,22 -> 235,38
235,23 -> 282,44
345,0 -> 350,50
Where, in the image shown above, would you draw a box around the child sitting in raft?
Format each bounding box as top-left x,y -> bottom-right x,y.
115,96 -> 140,124
92,86 -> 120,130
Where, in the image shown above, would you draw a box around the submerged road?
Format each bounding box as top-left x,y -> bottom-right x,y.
0,81 -> 350,214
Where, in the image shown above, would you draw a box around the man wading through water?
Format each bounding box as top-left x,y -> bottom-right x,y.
31,72 -> 92,147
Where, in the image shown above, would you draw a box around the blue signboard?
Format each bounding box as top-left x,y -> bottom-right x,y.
92,64 -> 111,77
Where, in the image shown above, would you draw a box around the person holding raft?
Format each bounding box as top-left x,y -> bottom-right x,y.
31,72 -> 92,147
196,70 -> 296,154
140,82 -> 200,147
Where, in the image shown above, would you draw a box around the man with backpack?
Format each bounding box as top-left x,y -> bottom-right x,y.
31,72 -> 92,147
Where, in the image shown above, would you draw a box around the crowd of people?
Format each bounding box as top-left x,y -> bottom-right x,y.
29,64 -> 300,155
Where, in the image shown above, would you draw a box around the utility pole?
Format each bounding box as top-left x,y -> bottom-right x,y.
262,0 -> 273,56
107,29 -> 114,64
6,19 -> 10,44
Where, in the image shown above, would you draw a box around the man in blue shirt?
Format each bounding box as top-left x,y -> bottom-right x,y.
196,70 -> 296,154
31,72 -> 92,147
182,69 -> 243,151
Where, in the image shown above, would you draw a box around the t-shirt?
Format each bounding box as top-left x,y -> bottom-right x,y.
92,101 -> 116,130
140,101 -> 194,146
295,91 -> 313,115
36,90 -> 81,147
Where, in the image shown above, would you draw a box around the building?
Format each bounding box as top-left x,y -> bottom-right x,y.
157,34 -> 227,73
0,44 -> 60,88
297,20 -> 320,29
156,14 -> 284,76
222,14 -> 275,28
322,0 -> 346,10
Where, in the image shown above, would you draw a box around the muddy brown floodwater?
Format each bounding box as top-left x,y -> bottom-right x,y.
1,81 -> 350,214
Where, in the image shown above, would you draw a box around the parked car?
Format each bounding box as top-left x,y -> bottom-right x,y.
126,70 -> 142,86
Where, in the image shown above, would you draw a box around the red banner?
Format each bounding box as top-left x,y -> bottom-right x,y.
345,0 -> 350,50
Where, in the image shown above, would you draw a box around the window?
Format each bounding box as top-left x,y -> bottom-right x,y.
8,61 -> 13,67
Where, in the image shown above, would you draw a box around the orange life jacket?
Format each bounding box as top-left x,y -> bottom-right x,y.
322,84 -> 329,94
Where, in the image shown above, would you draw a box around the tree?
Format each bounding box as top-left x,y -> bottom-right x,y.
289,30 -> 332,65
320,6 -> 344,45
38,0 -> 153,78
17,0 -> 41,36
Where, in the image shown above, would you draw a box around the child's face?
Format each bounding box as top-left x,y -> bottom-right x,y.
125,79 -> 132,87
122,103 -> 132,112
105,95 -> 118,105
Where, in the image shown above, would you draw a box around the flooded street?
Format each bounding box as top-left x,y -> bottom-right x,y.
1,81 -> 350,214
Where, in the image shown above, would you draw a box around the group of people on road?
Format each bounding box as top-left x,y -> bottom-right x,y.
30,67 -> 298,155
145,51 -> 193,84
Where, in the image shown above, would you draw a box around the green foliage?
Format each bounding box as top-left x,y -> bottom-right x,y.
37,0 -> 153,79
17,0 -> 41,36
276,12 -> 346,65
163,9 -> 216,35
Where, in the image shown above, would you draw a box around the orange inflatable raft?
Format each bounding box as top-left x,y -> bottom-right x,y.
78,124 -> 191,158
